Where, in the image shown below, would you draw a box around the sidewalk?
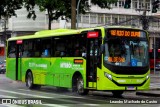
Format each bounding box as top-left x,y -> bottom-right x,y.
136,71 -> 160,97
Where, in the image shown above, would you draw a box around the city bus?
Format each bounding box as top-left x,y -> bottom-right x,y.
6,26 -> 150,96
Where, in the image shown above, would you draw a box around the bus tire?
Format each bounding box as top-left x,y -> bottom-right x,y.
26,72 -> 34,89
112,90 -> 124,97
77,76 -> 89,95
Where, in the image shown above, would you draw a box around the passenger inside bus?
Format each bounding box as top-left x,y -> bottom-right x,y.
81,46 -> 86,57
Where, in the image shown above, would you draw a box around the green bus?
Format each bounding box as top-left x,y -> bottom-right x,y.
6,26 -> 150,96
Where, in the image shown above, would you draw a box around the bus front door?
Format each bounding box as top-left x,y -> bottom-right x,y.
86,38 -> 101,88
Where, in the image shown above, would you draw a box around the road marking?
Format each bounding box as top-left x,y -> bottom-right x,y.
81,104 -> 100,106
150,83 -> 160,88
18,88 -> 83,98
0,89 -> 53,98
0,93 -> 68,107
0,95 -> 17,98
0,104 -> 22,107
18,89 -> 107,103
41,104 -> 68,107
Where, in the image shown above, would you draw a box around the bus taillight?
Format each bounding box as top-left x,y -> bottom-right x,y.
87,32 -> 99,38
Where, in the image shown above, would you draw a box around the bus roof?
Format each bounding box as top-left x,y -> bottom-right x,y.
7,27 -> 103,41
7,26 -> 145,41
8,29 -> 81,41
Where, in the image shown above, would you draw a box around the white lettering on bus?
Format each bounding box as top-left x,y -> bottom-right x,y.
29,62 -> 47,69
60,62 -> 72,68
35,64 -> 47,68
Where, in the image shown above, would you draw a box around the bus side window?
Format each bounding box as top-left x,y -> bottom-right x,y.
41,38 -> 51,57
54,42 -> 65,57
54,51 -> 60,57
8,41 -> 16,58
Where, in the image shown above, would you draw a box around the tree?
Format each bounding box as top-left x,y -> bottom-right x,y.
23,0 -> 36,20
0,0 -> 23,46
91,0 -> 117,9
0,0 -> 23,19
24,0 -> 66,30
24,0 -> 117,29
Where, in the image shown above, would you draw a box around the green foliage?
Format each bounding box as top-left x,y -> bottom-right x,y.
23,0 -> 36,20
0,0 -> 23,19
24,0 -> 118,29
91,0 -> 118,9
152,0 -> 159,13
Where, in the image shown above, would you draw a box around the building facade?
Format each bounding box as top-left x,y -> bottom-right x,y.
0,0 -> 160,50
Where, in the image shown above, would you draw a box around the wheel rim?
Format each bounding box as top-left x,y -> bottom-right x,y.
27,74 -> 32,87
77,79 -> 84,93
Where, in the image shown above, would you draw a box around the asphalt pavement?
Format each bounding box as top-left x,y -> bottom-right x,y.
136,70 -> 160,97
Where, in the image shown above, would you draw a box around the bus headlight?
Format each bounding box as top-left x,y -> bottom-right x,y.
146,74 -> 150,80
104,72 -> 112,80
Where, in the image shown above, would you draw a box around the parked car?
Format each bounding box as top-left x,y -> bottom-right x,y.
155,61 -> 160,70
0,60 -> 6,74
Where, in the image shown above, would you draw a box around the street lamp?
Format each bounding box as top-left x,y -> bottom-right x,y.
76,0 -> 81,29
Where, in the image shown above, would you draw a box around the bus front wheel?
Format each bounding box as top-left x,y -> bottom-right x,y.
77,77 -> 89,95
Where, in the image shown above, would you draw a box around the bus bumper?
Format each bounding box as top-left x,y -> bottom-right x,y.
96,76 -> 150,91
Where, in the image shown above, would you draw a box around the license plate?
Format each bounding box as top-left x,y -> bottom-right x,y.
126,86 -> 135,90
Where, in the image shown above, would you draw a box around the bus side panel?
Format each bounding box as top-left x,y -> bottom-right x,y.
6,58 -> 16,80
96,67 -> 121,90
50,58 -> 72,88
21,58 -> 29,82
21,58 -> 43,84
49,58 -> 86,88
40,58 -> 51,85
18,58 -> 22,80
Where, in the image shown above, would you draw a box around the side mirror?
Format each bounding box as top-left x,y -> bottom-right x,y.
100,44 -> 105,54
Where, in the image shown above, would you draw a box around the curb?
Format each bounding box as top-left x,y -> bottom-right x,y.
136,91 -> 160,97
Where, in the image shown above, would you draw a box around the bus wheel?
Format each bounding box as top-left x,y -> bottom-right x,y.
112,90 -> 124,97
77,77 -> 89,95
26,72 -> 34,89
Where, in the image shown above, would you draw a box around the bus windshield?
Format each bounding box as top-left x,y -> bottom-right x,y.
104,30 -> 149,67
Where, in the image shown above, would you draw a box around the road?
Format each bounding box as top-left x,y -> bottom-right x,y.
0,74 -> 160,107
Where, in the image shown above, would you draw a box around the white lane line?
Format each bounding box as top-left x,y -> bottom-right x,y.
0,104 -> 22,107
0,95 -> 17,98
81,104 -> 100,106
41,104 -> 68,107
0,103 -> 68,107
18,88 -> 83,98
0,89 -> 53,98
18,89 -> 106,103
0,93 -> 68,107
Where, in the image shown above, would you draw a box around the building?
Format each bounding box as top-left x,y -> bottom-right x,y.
0,0 -> 160,50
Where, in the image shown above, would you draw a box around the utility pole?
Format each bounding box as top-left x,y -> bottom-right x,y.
141,0 -> 149,30
71,0 -> 76,29
76,0 -> 81,29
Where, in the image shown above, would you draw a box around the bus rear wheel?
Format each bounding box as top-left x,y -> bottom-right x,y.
77,77 -> 89,95
26,72 -> 41,89
26,72 -> 34,89
112,90 -> 124,97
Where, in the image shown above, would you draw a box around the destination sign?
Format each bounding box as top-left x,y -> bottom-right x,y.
108,57 -> 125,63
109,29 -> 141,37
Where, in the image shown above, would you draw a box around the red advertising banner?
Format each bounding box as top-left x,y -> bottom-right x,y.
0,47 -> 5,56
